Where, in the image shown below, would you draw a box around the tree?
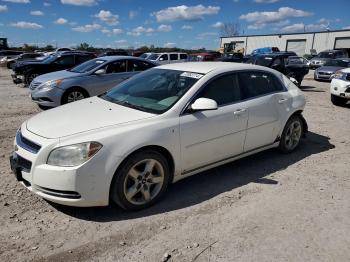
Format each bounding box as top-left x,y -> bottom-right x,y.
77,42 -> 90,51
220,22 -> 240,37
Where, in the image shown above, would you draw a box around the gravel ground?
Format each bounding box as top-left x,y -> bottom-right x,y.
0,67 -> 349,262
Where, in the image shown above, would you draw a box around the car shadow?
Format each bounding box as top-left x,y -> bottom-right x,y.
50,131 -> 334,222
299,85 -> 325,92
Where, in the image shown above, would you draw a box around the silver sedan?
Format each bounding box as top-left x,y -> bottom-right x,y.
29,56 -> 157,109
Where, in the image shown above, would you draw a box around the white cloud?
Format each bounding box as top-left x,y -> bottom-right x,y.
11,21 -> 43,29
43,2 -> 51,7
61,0 -> 97,6
30,10 -> 44,16
127,26 -> 154,36
115,39 -> 127,44
54,18 -> 68,24
181,25 -> 192,30
0,5 -> 8,12
112,28 -> 122,34
164,42 -> 176,48
158,24 -> 172,32
240,7 -> 313,29
2,0 -> 30,3
254,0 -> 279,3
72,23 -> 101,32
343,26 -> 350,30
280,22 -> 330,33
129,10 -> 138,20
95,10 -> 119,26
153,5 -> 220,23
211,21 -> 224,28
101,27 -> 122,35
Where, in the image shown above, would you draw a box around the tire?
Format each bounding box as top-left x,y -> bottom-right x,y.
279,115 -> 304,153
110,150 -> 170,211
62,88 -> 88,105
25,73 -> 39,86
38,104 -> 52,110
331,94 -> 347,106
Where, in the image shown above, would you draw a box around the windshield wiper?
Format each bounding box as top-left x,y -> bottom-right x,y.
121,101 -> 149,112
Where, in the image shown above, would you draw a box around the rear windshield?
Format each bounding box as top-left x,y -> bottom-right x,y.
317,52 -> 335,59
254,56 -> 273,67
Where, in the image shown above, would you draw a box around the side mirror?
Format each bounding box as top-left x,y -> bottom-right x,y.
189,98 -> 218,112
94,69 -> 105,75
289,77 -> 299,85
159,57 -> 164,61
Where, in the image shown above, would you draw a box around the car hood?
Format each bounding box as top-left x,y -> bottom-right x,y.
317,66 -> 344,73
26,96 -> 156,139
34,70 -> 81,83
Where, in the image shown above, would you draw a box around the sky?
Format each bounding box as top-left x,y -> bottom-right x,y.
0,0 -> 349,50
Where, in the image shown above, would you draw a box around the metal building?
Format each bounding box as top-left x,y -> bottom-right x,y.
220,29 -> 350,56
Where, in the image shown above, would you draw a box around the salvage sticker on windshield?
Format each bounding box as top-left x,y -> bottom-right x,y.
180,72 -> 204,79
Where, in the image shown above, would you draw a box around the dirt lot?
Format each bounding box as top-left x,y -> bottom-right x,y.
0,67 -> 349,262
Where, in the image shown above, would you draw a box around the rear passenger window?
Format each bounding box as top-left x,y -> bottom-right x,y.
180,54 -> 188,60
238,71 -> 284,99
197,74 -> 241,106
170,54 -> 178,60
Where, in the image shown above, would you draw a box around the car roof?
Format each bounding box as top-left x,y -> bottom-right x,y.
157,62 -> 275,74
97,55 -> 156,63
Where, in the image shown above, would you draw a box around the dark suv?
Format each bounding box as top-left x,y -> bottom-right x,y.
310,49 -> 348,69
12,51 -> 96,85
245,52 -> 309,86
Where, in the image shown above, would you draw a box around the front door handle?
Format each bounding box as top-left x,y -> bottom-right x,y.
233,108 -> 247,116
278,98 -> 288,104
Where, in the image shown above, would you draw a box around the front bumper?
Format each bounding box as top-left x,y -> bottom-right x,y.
11,74 -> 24,84
314,71 -> 332,81
330,79 -> 350,99
9,126 -> 118,207
30,87 -> 65,108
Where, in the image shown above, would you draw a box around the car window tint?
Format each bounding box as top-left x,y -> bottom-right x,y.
55,55 -> 74,65
127,60 -> 154,72
105,60 -> 127,74
238,71 -> 283,99
76,55 -> 91,64
197,74 -> 241,106
170,54 -> 178,60
160,54 -> 168,60
180,54 -> 188,60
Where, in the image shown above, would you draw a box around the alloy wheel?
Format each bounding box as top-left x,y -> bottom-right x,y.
123,159 -> 165,206
284,120 -> 302,151
66,91 -> 85,103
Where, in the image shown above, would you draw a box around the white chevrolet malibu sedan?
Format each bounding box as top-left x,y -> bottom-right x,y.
10,62 -> 307,210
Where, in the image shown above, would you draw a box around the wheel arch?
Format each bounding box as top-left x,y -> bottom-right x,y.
61,86 -> 90,104
286,110 -> 308,137
108,145 -> 176,198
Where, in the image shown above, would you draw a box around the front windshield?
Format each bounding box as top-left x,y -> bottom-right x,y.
323,59 -> 349,67
102,68 -> 203,114
69,59 -> 106,73
148,54 -> 160,60
255,56 -> 273,67
287,57 -> 305,65
317,52 -> 335,59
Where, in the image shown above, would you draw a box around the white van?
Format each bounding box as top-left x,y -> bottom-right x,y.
148,52 -> 188,64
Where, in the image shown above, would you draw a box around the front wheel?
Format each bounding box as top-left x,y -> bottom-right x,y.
279,115 -> 304,153
62,88 -> 88,104
25,73 -> 39,86
110,150 -> 170,210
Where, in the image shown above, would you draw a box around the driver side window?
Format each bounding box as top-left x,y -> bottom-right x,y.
55,55 -> 74,65
104,60 -> 127,74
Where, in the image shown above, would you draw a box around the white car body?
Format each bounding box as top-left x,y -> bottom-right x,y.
330,68 -> 350,100
148,52 -> 188,65
11,62 -> 306,207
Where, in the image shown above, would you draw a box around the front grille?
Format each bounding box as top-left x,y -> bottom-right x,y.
318,72 -> 331,76
17,155 -> 32,173
35,186 -> 81,199
16,130 -> 41,154
29,81 -> 42,90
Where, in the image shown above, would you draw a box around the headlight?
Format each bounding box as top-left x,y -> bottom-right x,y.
47,142 -> 102,167
334,70 -> 346,80
37,79 -> 63,91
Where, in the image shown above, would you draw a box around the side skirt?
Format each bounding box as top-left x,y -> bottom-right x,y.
173,142 -> 279,183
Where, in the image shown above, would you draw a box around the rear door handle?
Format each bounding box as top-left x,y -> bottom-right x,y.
233,108 -> 247,115
278,98 -> 288,104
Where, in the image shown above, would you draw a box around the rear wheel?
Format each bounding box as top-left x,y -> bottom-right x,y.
331,94 -> 347,106
110,150 -> 170,210
62,88 -> 88,105
279,115 -> 304,153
